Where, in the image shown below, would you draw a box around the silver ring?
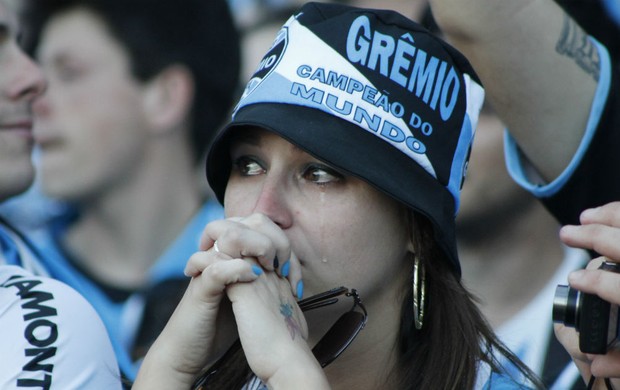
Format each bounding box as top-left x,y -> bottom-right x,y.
213,240 -> 221,253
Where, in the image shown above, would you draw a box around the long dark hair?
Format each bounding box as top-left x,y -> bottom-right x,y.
392,211 -> 543,389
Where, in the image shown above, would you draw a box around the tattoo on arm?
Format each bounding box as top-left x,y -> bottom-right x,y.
280,302 -> 301,340
556,14 -> 600,82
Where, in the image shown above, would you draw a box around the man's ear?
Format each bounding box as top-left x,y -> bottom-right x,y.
141,65 -> 194,134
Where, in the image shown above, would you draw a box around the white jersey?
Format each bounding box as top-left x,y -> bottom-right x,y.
0,265 -> 122,389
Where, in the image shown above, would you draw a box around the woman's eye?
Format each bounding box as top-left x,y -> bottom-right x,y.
302,164 -> 342,184
233,156 -> 265,176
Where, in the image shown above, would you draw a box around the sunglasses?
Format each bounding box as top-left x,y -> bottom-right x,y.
192,286 -> 368,389
298,286 -> 368,367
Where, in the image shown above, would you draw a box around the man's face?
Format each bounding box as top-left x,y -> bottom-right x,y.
456,105 -> 532,239
33,8 -> 152,202
0,0 -> 46,202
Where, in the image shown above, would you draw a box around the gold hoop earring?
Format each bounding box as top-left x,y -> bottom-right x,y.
413,255 -> 426,330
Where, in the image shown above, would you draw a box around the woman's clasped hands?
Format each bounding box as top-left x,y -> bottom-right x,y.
134,213 -> 328,389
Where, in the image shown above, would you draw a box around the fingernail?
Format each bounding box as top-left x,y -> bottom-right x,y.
273,256 -> 279,269
568,270 -> 584,283
582,207 -> 599,218
252,265 -> 263,276
580,207 -> 602,223
560,225 -> 577,235
296,280 -> 304,299
281,261 -> 290,278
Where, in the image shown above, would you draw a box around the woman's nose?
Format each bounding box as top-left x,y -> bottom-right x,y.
252,179 -> 293,229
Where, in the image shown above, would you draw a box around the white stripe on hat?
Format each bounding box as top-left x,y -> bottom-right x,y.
236,15 -> 436,178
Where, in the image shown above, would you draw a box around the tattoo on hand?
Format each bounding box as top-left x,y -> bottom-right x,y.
280,303 -> 301,340
556,14 -> 600,82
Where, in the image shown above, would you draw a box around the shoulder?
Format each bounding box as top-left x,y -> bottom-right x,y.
480,371 -> 535,390
0,265 -> 122,389
1,264 -> 91,308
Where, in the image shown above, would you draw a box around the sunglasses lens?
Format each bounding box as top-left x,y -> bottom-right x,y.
311,311 -> 366,367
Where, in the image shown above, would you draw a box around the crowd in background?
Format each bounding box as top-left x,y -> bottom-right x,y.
1,0 -> 620,389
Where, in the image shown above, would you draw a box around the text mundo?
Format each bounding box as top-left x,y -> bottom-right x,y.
293,66 -> 429,154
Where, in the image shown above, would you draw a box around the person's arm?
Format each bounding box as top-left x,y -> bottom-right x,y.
554,202 -> 620,388
134,214 -> 315,389
133,245 -> 264,389
429,0 -> 598,182
227,272 -> 330,389
135,266 -> 327,390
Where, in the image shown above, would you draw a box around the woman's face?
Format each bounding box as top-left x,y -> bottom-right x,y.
224,128 -> 411,300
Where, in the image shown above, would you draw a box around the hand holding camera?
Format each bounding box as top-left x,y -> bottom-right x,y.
555,202 -> 620,385
553,260 -> 620,354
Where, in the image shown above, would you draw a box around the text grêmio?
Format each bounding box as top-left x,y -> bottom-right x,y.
346,15 -> 461,122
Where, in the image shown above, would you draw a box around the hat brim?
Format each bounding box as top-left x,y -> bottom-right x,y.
207,103 -> 460,275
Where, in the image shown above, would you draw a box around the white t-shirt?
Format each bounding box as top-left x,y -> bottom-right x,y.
0,265 -> 122,389
495,247 -> 589,389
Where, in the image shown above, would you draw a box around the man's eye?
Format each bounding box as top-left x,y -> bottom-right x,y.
55,65 -> 85,82
302,164 -> 342,184
233,156 -> 265,176
0,24 -> 9,45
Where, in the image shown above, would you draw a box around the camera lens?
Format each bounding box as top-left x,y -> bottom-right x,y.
553,285 -> 581,329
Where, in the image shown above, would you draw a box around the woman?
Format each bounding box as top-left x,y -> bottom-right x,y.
134,3 -> 540,389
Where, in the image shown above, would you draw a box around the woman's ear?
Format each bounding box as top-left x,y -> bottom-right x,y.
141,64 -> 195,134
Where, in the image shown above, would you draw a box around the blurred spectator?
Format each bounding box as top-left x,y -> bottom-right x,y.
0,0 -> 121,387
20,0 -> 240,383
456,103 -> 589,389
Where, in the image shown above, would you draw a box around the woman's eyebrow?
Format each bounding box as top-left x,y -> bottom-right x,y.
230,131 -> 262,147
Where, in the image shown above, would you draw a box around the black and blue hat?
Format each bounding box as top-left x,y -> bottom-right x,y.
207,2 -> 485,276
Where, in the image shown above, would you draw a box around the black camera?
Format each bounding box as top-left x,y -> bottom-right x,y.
553,260 -> 620,354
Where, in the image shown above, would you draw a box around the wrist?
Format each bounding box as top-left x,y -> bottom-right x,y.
133,343 -> 198,389
264,349 -> 330,390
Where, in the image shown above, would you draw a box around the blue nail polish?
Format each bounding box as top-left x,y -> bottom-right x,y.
281,261 -> 290,278
296,280 -> 304,299
252,265 -> 263,276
